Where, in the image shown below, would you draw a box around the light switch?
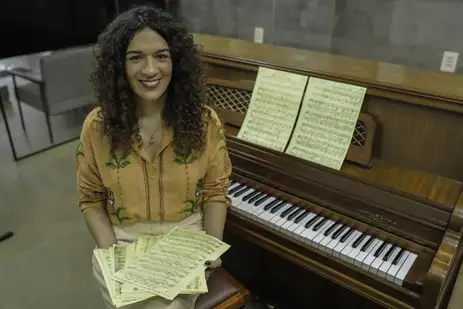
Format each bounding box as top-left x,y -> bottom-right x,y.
440,51 -> 459,73
254,27 -> 264,44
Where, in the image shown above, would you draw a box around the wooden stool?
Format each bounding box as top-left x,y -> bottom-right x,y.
195,268 -> 250,309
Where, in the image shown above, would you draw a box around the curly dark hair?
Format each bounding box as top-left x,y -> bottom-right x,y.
90,6 -> 207,158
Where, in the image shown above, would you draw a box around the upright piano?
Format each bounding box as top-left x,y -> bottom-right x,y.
193,33 -> 463,309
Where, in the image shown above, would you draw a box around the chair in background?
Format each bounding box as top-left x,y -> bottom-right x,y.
9,45 -> 95,144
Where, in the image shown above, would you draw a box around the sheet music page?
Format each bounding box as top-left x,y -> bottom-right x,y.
114,227 -> 230,300
125,243 -> 136,267
94,249 -> 119,304
111,245 -> 127,273
119,234 -> 208,295
286,77 -> 366,170
237,66 -> 308,152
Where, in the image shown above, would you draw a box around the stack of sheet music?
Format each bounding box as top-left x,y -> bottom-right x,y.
94,227 -> 230,307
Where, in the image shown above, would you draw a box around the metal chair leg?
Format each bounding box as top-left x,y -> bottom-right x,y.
45,113 -> 54,144
11,75 -> 26,131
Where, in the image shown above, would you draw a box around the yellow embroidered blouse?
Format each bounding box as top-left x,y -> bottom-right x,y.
76,105 -> 232,225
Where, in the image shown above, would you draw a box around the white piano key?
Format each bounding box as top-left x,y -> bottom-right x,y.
234,188 -> 256,207
287,212 -> 312,236
345,234 -> 371,264
266,203 -> 291,228
323,225 -> 347,254
369,243 -> 392,275
229,187 -> 251,207
299,217 -> 324,244
228,182 -> 241,190
325,233 -> 343,255
339,231 -> 362,261
237,193 -> 261,214
386,251 -> 410,282
378,246 -> 401,278
354,238 -> 379,267
361,240 -> 384,271
280,208 -> 303,235
315,221 -> 339,251
332,229 -> 356,258
394,252 -> 418,286
302,219 -> 331,247
254,206 -> 278,224
258,201 -> 288,226
250,202 -> 269,220
242,200 -> 266,219
293,213 -> 317,240
272,205 -> 296,231
311,222 -> 334,249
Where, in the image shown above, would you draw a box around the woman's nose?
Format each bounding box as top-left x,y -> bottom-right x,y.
142,57 -> 160,76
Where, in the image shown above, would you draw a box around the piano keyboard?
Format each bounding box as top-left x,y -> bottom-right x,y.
227,181 -> 418,287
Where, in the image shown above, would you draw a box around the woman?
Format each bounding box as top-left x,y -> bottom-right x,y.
76,6 -> 232,309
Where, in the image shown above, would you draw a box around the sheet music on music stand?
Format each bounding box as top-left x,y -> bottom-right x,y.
237,67 -> 308,152
237,67 -> 366,171
285,77 -> 366,170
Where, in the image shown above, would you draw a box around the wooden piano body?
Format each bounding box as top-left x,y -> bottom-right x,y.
192,33 -> 463,309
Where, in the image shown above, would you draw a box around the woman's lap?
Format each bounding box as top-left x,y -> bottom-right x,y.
92,212 -> 206,309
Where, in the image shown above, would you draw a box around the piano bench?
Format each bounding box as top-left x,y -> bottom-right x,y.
195,267 -> 250,309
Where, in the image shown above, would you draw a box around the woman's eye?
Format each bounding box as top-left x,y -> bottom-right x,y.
156,54 -> 169,60
129,55 -> 142,61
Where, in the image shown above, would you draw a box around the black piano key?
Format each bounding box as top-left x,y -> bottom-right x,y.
305,215 -> 320,229
352,233 -> 367,248
383,245 -> 397,261
312,217 -> 328,231
228,180 -> 237,187
392,248 -> 406,265
360,236 -> 374,252
233,187 -> 251,197
287,208 -> 304,221
323,221 -> 339,236
242,190 -> 260,202
340,228 -> 354,243
229,184 -> 244,195
263,199 -> 280,211
270,201 -> 287,213
249,192 -> 265,204
294,211 -> 309,224
254,195 -> 271,206
280,205 -> 297,218
331,224 -> 347,239
374,242 -> 388,257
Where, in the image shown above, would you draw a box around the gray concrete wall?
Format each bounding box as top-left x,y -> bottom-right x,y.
179,0 -> 463,73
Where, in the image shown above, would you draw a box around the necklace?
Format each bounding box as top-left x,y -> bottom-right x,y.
147,122 -> 163,145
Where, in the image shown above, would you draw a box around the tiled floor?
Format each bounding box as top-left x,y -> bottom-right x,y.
1,54 -> 463,309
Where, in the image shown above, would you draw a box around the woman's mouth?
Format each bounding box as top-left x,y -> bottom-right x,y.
139,79 -> 160,89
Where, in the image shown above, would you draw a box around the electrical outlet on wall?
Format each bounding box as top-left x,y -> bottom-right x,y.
440,51 -> 459,73
254,27 -> 264,44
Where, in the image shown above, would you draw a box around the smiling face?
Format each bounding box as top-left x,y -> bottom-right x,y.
125,28 -> 173,106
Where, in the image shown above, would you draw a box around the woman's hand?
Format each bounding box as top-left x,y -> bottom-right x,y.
205,257 -> 222,269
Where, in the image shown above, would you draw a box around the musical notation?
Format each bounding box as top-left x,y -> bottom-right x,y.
94,232 -> 213,307
286,77 -> 366,170
113,227 -> 230,300
237,67 -> 308,152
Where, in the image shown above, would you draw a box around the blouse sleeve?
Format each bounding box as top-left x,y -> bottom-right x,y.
76,113 -> 107,213
202,109 -> 232,206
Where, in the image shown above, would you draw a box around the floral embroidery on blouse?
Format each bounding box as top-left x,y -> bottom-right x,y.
183,177 -> 204,215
